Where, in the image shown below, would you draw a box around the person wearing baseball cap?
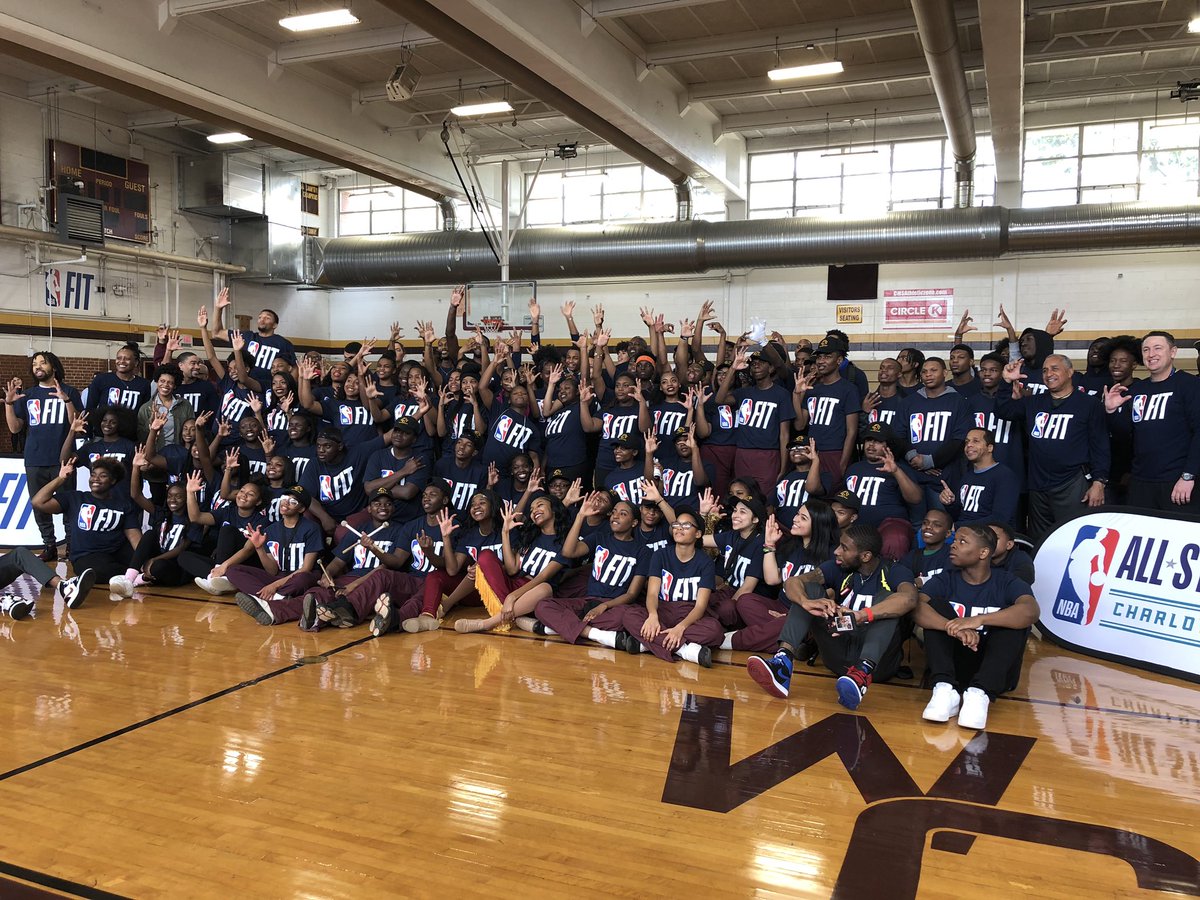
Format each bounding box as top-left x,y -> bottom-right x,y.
434,430 -> 487,513
828,488 -> 861,530
300,422 -> 388,537
363,419 -> 431,524
843,420 -> 923,560
792,335 -> 859,484
775,433 -> 830,530
714,340 -> 795,498
700,494 -> 766,629
603,430 -> 649,506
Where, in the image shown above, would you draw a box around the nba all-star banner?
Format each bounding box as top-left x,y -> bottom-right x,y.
0,457 -> 66,547
1034,508 -> 1200,683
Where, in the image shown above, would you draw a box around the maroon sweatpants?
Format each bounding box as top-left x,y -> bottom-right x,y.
731,592 -> 790,651
533,596 -> 629,645
733,447 -> 782,499
336,568 -> 426,621
709,584 -> 741,629
878,516 -> 915,561
621,601 -> 724,662
226,565 -> 319,624
701,444 -> 737,499
476,550 -> 530,599
419,569 -> 465,616
817,449 -> 847,486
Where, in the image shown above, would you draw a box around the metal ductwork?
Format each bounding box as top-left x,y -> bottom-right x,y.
912,0 -> 976,207
438,197 -> 458,232
675,182 -> 693,222
311,203 -> 1200,287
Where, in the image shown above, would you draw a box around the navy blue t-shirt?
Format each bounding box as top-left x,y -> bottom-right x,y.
967,392 -> 1024,487
54,488 -> 138,562
596,402 -> 640,471
714,529 -> 765,589
862,393 -> 903,431
394,516 -> 445,574
154,511 -> 201,553
211,503 -> 268,536
435,456 -> 487,511
901,543 -> 952,582
541,402 -> 592,470
638,521 -> 671,555
300,436 -> 385,519
180,378 -> 220,423
263,517 -> 323,573
582,527 -> 650,599
844,460 -> 914,525
948,462 -> 1019,527
733,383 -> 794,450
16,384 -> 82,465
997,389 -> 1109,491
648,400 -> 689,460
331,522 -> 406,575
391,392 -> 437,458
604,465 -> 646,506
899,388 -> 971,471
660,458 -> 713,510
441,400 -> 485,455
457,525 -> 503,564
482,407 -> 542,474
704,397 -> 737,447
74,437 -> 137,481
365,446 -> 430,523
281,441 -> 319,483
238,331 -> 296,384
921,568 -> 1031,633
86,372 -> 151,414
1110,369 -> 1200,482
804,377 -> 860,452
517,531 -> 566,581
216,377 -> 255,437
817,560 -> 915,611
319,396 -> 380,447
649,545 -> 716,603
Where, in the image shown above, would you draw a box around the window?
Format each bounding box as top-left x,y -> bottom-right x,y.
1021,117 -> 1200,206
337,185 -> 464,235
523,163 -> 726,228
746,136 -> 996,216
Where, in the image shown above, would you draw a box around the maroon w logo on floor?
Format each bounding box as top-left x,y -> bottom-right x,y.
662,695 -> 1200,897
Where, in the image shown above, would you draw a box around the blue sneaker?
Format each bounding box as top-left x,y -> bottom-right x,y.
836,666 -> 871,710
747,652 -> 792,698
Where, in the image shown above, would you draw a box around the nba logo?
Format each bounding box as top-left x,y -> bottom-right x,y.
107,387 -> 121,405
248,340 -> 261,357
319,475 -> 333,501
718,405 -> 733,429
267,541 -> 280,563
339,405 -> 353,425
1131,395 -> 1147,423
1032,412 -> 1049,439
77,503 -> 96,530
868,409 -> 879,424
974,413 -> 986,428
909,413 -> 923,444
776,482 -> 786,503
660,571 -> 675,600
846,475 -> 858,491
592,546 -> 610,580
806,397 -> 816,417
353,545 -> 371,569
738,398 -> 753,425
26,399 -> 41,426
951,602 -> 966,618
494,415 -> 513,442
1053,525 -> 1121,625
411,539 -> 427,570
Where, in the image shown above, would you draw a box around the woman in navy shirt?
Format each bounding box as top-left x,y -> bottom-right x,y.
183,469 -> 268,593
109,451 -> 199,596
621,507 -> 722,666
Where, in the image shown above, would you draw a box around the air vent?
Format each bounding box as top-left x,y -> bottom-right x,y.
56,195 -> 106,247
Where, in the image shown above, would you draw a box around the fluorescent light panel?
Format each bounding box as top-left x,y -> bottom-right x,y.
279,8 -> 360,32
767,60 -> 844,81
1189,16 -> 1200,33
207,132 -> 252,144
450,100 -> 514,117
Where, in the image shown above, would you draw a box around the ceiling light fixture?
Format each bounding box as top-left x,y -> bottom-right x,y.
1190,16 -> 1200,33
450,100 -> 514,117
768,29 -> 842,81
279,8 -> 360,32
207,132 -> 252,144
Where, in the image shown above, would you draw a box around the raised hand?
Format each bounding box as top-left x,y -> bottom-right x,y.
1002,359 -> 1026,384
582,489 -> 607,516
528,296 -> 541,323
260,433 -> 276,456
731,347 -> 749,372
166,330 -> 183,353
156,324 -> 169,343
450,284 -> 466,309
230,330 -> 245,353
487,461 -> 500,488
640,477 -> 663,504
698,487 -> 721,517
939,479 -> 956,506
436,507 -> 459,540
4,377 -> 25,405
1045,308 -> 1068,336
877,446 -> 898,475
547,363 -> 564,384
706,320 -> 725,334
595,328 -> 611,348
132,446 -> 149,470
591,303 -> 605,327
185,470 -> 203,493
247,525 -> 267,549
579,382 -> 595,404
955,310 -> 977,337
993,303 -> 1014,335
217,419 -> 233,439
247,392 -> 263,414
1103,383 -> 1131,413
149,408 -> 169,433
58,460 -> 76,481
214,287 -> 231,311
764,515 -> 783,547
500,500 -> 522,531
861,390 -> 881,414
225,446 -> 240,469
526,466 -> 545,494
197,305 -> 209,329
639,306 -> 654,326
680,318 -> 696,340
644,428 -> 659,456
70,410 -> 89,434
698,299 -> 715,322
195,410 -> 214,430
560,300 -> 575,318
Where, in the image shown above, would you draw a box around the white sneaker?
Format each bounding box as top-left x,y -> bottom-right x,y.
57,569 -> 96,609
108,575 -> 134,598
921,682 -> 961,722
957,687 -> 991,730
0,592 -> 34,620
195,575 -> 234,595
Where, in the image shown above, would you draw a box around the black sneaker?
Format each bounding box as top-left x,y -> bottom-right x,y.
323,594 -> 358,628
747,652 -> 792,698
624,632 -> 644,654
614,631 -> 630,652
236,592 -> 275,626
0,592 -> 34,621
369,593 -> 395,637
696,646 -> 713,668
299,593 -> 319,631
533,620 -> 547,636
57,568 -> 95,610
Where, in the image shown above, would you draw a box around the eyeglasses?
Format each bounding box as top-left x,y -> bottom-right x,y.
671,522 -> 698,530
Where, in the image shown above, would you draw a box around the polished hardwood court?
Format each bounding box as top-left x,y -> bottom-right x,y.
0,571 -> 1197,899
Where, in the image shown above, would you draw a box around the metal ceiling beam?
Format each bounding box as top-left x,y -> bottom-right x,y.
591,0 -> 724,15
978,0 -> 1025,193
354,69 -> 508,103
273,24 -> 439,65
719,93 -> 990,135
164,0 -> 266,14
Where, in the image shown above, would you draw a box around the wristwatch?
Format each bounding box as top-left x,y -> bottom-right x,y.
1182,473 -> 1195,482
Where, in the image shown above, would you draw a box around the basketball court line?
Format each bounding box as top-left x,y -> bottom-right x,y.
0,860 -> 129,900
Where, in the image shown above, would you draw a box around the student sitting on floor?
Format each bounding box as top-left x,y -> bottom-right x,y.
0,547 -> 95,619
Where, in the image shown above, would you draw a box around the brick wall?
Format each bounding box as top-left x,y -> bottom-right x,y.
0,353 -> 112,454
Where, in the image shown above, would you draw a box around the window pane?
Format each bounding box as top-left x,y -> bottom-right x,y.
1083,122 -> 1139,155
751,152 -> 795,181
527,173 -> 561,200
842,174 -> 889,214
1144,120 -> 1200,151
405,192 -> 435,209
1081,154 -> 1138,187
1024,157 -> 1078,191
369,189 -> 402,211
891,168 -> 942,201
1140,181 -> 1199,203
372,209 -> 403,232
1022,189 -> 1078,207
892,199 -> 941,210
1081,187 -> 1138,203
642,168 -> 673,192
340,190 -> 372,213
641,189 -> 676,220
564,195 -> 601,223
750,180 -> 795,210
794,177 -> 841,208
791,207 -> 841,217
1025,127 -> 1079,160
795,150 -> 843,179
404,209 -> 436,232
749,207 -> 791,219
339,211 -> 370,235
892,140 -> 943,171
841,151 -> 886,176
974,136 -> 996,169
604,165 -> 644,193
604,191 -> 644,221
524,197 -> 561,226
1141,149 -> 1200,185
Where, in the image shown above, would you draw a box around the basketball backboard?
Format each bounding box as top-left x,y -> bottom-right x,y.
462,280 -> 539,332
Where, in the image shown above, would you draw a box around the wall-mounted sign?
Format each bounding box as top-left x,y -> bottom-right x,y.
47,140 -> 151,244
882,288 -> 954,330
301,182 -> 320,216
836,304 -> 863,324
45,268 -> 96,312
301,225 -> 320,237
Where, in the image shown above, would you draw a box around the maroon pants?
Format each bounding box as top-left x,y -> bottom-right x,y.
621,601 -> 724,662
731,592 -> 790,651
710,584 -> 741,629
226,566 -> 319,624
533,596 -> 629,645
878,516 -> 915,561
476,550 -> 530,600
420,569 -> 465,616
336,568 -> 425,621
733,448 -> 781,499
817,449 -> 846,486
701,444 -> 737,499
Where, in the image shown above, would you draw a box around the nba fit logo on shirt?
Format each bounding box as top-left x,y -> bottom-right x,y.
659,570 -> 702,602
846,473 -> 886,507
493,414 -> 533,449
591,546 -> 639,587
908,411 -> 953,444
1131,393 -> 1172,423
77,503 -> 122,532
1031,412 -> 1073,440
246,339 -> 280,372
25,397 -> 69,427
737,398 -> 779,429
806,395 -> 840,427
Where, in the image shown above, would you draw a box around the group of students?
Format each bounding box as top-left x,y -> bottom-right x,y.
4,289 -> 1196,730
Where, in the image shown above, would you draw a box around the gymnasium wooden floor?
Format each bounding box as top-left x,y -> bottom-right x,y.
0,568 -> 1197,899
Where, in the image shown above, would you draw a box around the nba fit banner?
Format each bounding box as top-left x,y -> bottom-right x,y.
45,267 -> 97,312
1034,509 -> 1200,684
0,458 -> 66,546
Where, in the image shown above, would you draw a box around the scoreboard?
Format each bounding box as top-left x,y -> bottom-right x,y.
47,140 -> 152,244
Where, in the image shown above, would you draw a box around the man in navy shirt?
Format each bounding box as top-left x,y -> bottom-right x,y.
859,357 -> 903,434
792,335 -> 859,483
715,347 -> 794,498
213,287 -> 296,385
939,427 -> 1019,527
4,351 -> 82,560
1104,330 -> 1200,512
899,357 -> 971,507
747,524 -> 917,709
843,422 -> 922,560
966,353 -> 1023,490
300,426 -> 386,535
915,523 -> 1038,730
1000,354 -> 1108,543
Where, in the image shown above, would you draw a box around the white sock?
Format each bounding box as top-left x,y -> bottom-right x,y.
676,642 -> 702,663
123,568 -> 138,581
720,631 -> 735,650
587,627 -> 617,648
543,626 -> 557,635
